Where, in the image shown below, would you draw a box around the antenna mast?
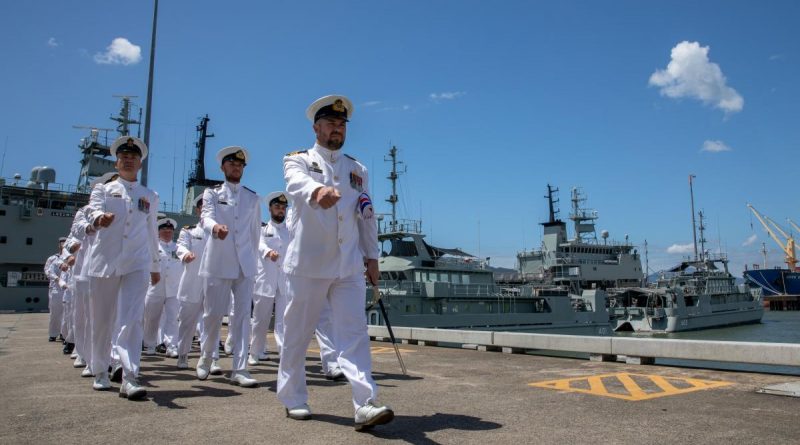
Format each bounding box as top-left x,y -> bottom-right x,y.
384,145 -> 405,230
187,115 -> 214,187
688,174 -> 699,261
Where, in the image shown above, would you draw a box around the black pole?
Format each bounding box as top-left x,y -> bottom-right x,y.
377,297 -> 407,375
141,0 -> 158,186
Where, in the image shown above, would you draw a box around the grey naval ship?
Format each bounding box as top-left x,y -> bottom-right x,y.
0,98 -> 217,312
367,148 -> 611,335
610,179 -> 763,332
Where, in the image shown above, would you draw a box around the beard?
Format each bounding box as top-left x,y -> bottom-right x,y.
271,213 -> 285,223
326,134 -> 344,150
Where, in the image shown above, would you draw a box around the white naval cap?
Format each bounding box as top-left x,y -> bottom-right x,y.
265,190 -> 291,207
192,192 -> 205,208
110,136 -> 148,160
58,236 -> 68,243
156,212 -> 167,219
306,95 -> 353,122
90,171 -> 119,188
216,146 -> 249,166
157,217 -> 178,230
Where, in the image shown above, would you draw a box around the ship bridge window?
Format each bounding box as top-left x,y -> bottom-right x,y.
387,238 -> 418,257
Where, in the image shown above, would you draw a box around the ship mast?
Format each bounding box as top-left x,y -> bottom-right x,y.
187,115 -> 215,187
384,145 -> 405,231
698,210 -> 707,263
688,174 -> 699,261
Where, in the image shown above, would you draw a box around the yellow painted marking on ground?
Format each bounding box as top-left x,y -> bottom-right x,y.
529,372 -> 733,401
307,346 -> 414,355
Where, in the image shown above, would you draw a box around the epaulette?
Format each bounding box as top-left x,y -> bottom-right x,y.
213,183 -> 223,189
183,224 -> 196,229
261,222 -> 267,227
344,154 -> 357,161
243,186 -> 256,194
286,150 -> 307,156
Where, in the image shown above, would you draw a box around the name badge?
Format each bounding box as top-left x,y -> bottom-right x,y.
309,161 -> 323,173
111,193 -> 123,198
219,201 -> 229,206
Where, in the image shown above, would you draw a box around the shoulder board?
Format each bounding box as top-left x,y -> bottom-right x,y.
183,224 -> 196,229
344,154 -> 357,161
213,184 -> 222,189
261,222 -> 267,227
286,150 -> 308,156
243,186 -> 256,194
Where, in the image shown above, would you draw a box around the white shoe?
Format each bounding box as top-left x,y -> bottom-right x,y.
92,372 -> 111,391
119,377 -> 147,400
143,346 -> 156,356
224,337 -> 233,355
177,354 -> 189,370
247,355 -> 259,366
354,402 -> 394,431
81,366 -> 93,378
325,367 -> 346,381
209,360 -> 223,376
285,403 -> 312,420
73,356 -> 86,368
230,370 -> 258,388
196,358 -> 211,380
166,346 -> 178,358
70,351 -> 78,359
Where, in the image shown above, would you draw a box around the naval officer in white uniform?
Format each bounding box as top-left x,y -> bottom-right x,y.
86,136 -> 160,400
175,193 -> 221,374
278,95 -> 394,431
196,146 -> 260,388
45,238 -> 67,342
143,218 -> 181,357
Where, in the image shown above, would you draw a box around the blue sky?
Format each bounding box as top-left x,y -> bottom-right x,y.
1,1 -> 798,274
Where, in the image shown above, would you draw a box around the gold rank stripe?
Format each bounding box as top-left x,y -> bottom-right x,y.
528,372 -> 733,401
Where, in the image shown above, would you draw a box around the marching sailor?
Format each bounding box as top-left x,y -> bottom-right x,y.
143,217 -> 181,357
196,146 -> 261,388
44,238 -> 67,342
278,95 -> 393,431
86,136 -> 160,400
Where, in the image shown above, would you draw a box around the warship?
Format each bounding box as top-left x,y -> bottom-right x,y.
501,185 -> 644,293
367,147 -> 611,335
0,98 -> 217,312
610,178 -> 763,332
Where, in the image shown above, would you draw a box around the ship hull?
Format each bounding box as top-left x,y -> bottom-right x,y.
743,269 -> 800,297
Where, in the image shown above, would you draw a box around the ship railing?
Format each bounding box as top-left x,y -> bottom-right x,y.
452,283 -> 498,297
378,219 -> 422,234
0,177 -> 84,195
377,281 -> 423,295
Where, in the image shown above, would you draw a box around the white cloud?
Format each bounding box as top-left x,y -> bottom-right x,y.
47,37 -> 59,48
742,234 -> 758,247
94,38 -> 142,65
402,104 -> 410,110
430,91 -> 466,101
362,101 -> 381,107
701,139 -> 732,153
666,243 -> 694,254
769,54 -> 784,61
649,41 -> 743,114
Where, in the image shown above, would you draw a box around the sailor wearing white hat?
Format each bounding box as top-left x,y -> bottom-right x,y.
142,217 -> 181,357
196,146 -> 261,387
248,191 -> 290,365
85,135 -> 159,400
278,95 -> 393,430
175,192 -> 221,373
44,237 -> 67,342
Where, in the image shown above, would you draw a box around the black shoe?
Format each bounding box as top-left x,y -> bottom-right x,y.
62,342 -> 75,354
155,343 -> 167,354
48,336 -> 57,342
110,365 -> 123,383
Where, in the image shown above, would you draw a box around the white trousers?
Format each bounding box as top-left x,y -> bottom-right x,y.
143,292 -> 178,348
176,300 -> 220,359
48,288 -> 64,337
250,293 -> 274,357
277,273 -> 377,410
74,280 -> 91,364
201,276 -> 253,371
273,280 -> 287,352
62,288 -> 75,343
316,300 -> 339,373
89,269 -> 148,380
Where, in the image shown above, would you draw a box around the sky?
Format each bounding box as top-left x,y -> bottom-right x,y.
0,0 -> 798,275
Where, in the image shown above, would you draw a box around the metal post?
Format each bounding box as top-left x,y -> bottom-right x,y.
689,174 -> 698,261
141,0 -> 159,186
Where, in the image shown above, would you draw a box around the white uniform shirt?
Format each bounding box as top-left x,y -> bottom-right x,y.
65,206 -> 95,282
44,254 -> 62,291
282,143 -> 379,279
146,240 -> 181,297
198,181 -> 261,279
176,224 -> 208,303
254,218 -> 289,296
86,177 -> 160,277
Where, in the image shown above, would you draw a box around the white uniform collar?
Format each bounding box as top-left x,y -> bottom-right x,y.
312,142 -> 341,164
270,218 -> 286,228
224,180 -> 241,194
116,177 -> 137,188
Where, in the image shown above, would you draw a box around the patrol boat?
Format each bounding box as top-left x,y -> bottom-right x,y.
367,147 -> 611,335
610,201 -> 763,332
0,98 -> 213,312
501,185 -> 644,293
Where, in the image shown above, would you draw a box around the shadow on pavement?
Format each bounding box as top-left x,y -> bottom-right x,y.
148,385 -> 241,409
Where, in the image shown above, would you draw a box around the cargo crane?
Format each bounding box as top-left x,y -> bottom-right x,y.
747,204 -> 797,271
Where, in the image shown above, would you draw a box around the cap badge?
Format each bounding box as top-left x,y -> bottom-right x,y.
332,99 -> 345,112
